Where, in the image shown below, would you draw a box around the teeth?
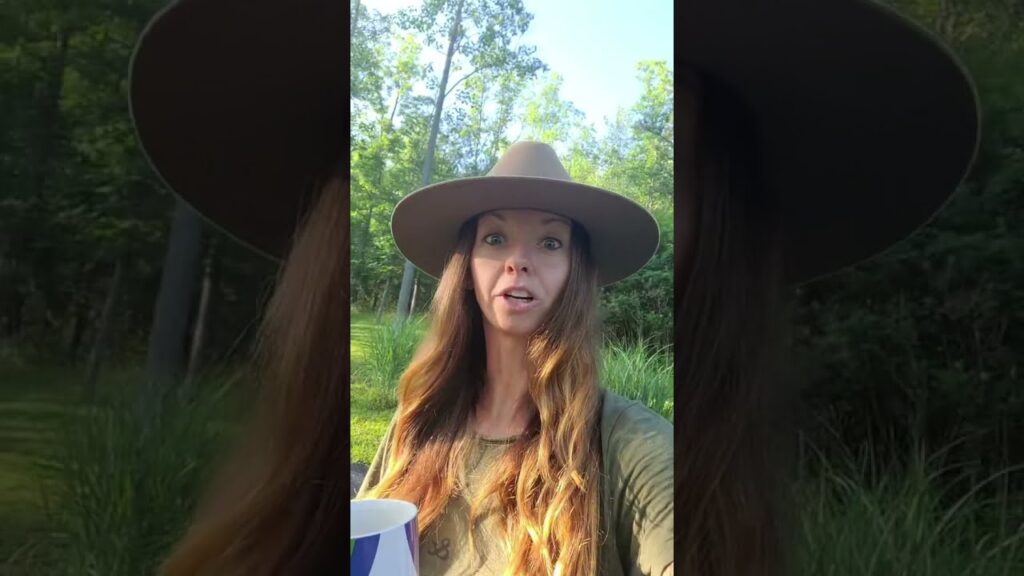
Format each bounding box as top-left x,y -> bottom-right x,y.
505,292 -> 532,300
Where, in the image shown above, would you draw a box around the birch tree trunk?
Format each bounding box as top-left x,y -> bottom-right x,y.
140,199 -> 203,425
396,0 -> 464,324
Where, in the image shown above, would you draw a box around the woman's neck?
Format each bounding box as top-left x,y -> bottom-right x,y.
473,325 -> 533,438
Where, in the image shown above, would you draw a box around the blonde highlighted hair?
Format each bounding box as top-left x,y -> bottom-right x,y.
363,216 -> 604,575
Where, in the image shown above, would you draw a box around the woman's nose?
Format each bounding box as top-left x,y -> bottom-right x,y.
505,245 -> 531,274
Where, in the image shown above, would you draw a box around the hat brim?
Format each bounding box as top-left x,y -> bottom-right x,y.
391,177 -> 661,287
683,0 -> 980,285
129,0 -> 343,260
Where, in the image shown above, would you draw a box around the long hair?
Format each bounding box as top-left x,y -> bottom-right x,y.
159,173 -> 348,575
678,69 -> 796,576
362,217 -> 603,575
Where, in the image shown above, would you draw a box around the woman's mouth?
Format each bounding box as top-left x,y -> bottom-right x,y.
504,292 -> 534,302
499,289 -> 538,312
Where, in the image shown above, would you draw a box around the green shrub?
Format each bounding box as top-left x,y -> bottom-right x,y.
599,232 -> 673,347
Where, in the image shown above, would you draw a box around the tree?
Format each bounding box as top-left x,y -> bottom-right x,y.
140,200 -> 203,423
393,0 -> 545,322
517,71 -> 586,148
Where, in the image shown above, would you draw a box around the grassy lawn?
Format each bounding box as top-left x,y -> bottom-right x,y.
350,382 -> 393,465
0,361 -> 249,573
350,311 -> 376,364
0,363 -> 141,569
0,364 -> 74,567
0,314 -> 404,563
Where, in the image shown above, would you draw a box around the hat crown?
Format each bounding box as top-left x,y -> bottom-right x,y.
487,141 -> 571,181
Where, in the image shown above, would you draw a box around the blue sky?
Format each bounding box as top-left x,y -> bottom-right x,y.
357,0 -> 674,134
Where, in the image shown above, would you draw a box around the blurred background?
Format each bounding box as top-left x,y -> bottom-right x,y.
0,0 -> 1020,574
1,0 -> 283,572
789,1 -> 1024,572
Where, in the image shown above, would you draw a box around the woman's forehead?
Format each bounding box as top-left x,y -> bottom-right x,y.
479,209 -> 572,228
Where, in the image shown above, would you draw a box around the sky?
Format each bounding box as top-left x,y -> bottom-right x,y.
357,0 -> 674,135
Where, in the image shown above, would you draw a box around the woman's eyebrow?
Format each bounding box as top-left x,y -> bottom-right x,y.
541,216 -> 571,227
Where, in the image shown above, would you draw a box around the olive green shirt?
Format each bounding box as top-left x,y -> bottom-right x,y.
355,389 -> 674,575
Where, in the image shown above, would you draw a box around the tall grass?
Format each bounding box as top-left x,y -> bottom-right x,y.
30,380 -> 234,575
352,317 -> 425,409
354,318 -> 674,421
600,339 -> 674,421
797,441 -> 1024,575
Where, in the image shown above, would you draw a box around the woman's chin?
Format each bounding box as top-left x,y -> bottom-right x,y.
492,317 -> 541,338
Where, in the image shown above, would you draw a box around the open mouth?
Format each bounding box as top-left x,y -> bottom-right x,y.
501,289 -> 536,303
504,294 -> 534,302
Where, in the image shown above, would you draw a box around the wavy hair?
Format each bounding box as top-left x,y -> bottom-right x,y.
678,67 -> 796,576
160,173 -> 348,575
362,216 -> 603,575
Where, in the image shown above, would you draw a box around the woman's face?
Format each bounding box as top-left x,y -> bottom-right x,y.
470,209 -> 572,338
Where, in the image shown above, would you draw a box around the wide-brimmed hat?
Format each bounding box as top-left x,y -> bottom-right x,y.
683,0 -> 981,286
391,141 -> 660,286
129,0 -> 342,259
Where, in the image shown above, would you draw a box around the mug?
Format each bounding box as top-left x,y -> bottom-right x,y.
351,498 -> 419,576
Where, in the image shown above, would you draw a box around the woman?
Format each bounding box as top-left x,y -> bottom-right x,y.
130,0 -> 351,574
356,140 -> 674,576
679,1 -> 979,575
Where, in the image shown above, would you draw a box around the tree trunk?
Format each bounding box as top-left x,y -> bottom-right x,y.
397,0 -> 464,324
141,200 -> 204,424
375,281 -> 391,322
358,204 -> 374,271
183,240 -> 217,398
410,276 -> 419,316
351,0 -> 361,41
84,258 -> 123,403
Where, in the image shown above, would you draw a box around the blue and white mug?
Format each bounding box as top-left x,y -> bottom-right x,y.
350,499 -> 419,576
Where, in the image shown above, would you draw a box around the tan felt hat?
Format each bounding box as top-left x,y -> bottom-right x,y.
391,141 -> 661,287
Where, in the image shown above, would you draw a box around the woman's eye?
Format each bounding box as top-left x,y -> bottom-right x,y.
483,233 -> 504,246
540,238 -> 562,250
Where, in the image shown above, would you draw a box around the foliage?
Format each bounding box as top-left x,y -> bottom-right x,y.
796,440 -> 1024,575
600,206 -> 673,345
0,0 -> 280,365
